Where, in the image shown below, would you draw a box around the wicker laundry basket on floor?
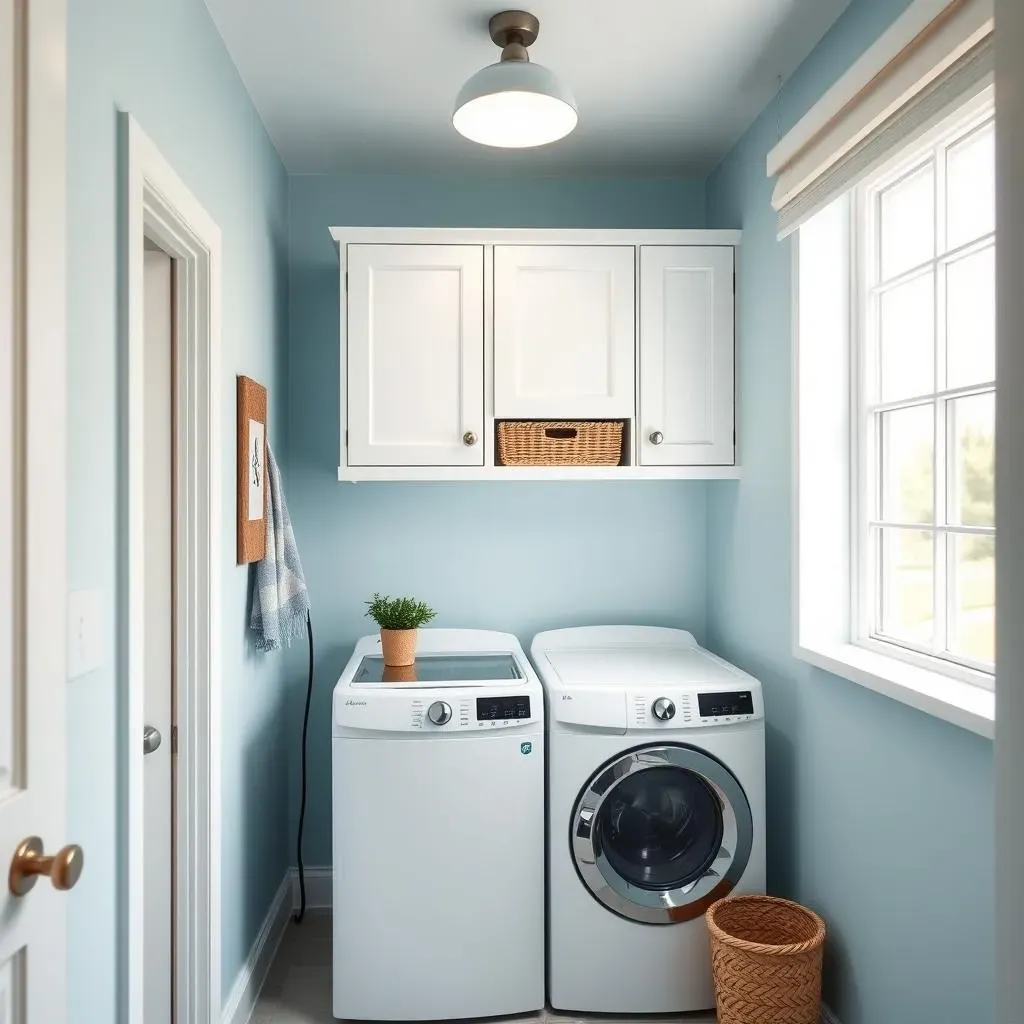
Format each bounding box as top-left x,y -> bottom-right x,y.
706,895 -> 825,1024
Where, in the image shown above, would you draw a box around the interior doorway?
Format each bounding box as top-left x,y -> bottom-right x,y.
142,242 -> 176,1024
124,115 -> 223,1024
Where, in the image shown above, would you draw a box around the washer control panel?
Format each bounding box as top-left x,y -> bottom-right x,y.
406,694 -> 534,730
476,694 -> 532,723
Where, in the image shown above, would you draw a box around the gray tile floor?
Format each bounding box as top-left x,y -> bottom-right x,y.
251,912 -> 716,1024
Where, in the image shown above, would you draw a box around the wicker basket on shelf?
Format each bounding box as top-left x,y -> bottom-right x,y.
496,420 -> 624,466
706,895 -> 826,1024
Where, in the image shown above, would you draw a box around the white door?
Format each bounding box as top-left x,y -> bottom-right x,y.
346,244 -> 485,467
142,249 -> 173,1024
0,0 -> 70,1022
493,245 -> 635,419
639,246 -> 735,466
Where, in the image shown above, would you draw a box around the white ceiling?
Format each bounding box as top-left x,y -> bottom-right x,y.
204,0 -> 852,176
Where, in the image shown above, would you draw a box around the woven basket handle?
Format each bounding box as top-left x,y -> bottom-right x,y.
544,427 -> 578,440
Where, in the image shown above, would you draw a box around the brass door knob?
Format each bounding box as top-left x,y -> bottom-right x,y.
8,836 -> 84,896
463,431 -> 478,447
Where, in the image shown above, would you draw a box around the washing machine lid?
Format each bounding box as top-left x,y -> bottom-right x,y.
545,645 -> 739,689
350,652 -> 525,689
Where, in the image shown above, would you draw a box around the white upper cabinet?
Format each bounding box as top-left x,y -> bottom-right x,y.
346,244 -> 484,466
493,245 -> 636,419
639,246 -> 735,466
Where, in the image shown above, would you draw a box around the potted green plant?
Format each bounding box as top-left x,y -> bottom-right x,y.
365,593 -> 437,667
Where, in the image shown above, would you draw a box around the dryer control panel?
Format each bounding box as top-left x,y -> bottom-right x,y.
628,686 -> 762,729
698,689 -> 755,721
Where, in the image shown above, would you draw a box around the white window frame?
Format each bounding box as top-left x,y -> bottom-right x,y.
852,90 -> 996,689
792,88 -> 996,739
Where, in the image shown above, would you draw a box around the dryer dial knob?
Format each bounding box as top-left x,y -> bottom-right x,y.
427,700 -> 453,726
652,697 -> 676,721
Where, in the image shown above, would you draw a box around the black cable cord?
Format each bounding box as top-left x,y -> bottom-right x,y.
293,610 -> 314,924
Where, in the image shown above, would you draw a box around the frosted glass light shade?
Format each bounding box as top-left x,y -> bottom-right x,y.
453,60 -> 577,148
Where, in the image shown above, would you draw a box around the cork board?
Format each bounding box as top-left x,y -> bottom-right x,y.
237,375 -> 268,564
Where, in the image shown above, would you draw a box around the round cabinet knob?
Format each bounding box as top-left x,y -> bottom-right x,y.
649,431 -> 664,446
427,701 -> 453,726
652,697 -> 676,722
463,431 -> 478,447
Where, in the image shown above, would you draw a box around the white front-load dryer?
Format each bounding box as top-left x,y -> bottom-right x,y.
531,625 -> 766,1015
332,629 -> 545,1021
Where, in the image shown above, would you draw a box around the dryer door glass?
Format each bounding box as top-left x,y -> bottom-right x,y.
597,766 -> 723,892
571,744 -> 754,925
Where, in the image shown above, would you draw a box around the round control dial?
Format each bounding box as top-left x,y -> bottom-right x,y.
652,697 -> 676,722
427,700 -> 453,726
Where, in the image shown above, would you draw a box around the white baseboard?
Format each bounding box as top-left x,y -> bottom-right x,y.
221,873 -> 293,1024
821,1004 -> 842,1024
290,864 -> 332,910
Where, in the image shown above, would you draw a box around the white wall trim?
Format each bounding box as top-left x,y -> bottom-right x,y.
330,226 -> 742,247
122,113 -> 223,1024
338,464 -> 742,483
221,874 -> 293,1024
797,642 -> 994,737
290,866 -> 334,911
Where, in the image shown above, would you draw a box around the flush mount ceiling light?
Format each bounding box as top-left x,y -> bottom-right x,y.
453,10 -> 578,149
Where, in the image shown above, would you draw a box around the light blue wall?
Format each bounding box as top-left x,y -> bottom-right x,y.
286,174 -> 708,863
67,0 -> 290,1016
704,2 -> 994,1022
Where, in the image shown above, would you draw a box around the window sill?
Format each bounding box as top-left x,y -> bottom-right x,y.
795,641 -> 994,738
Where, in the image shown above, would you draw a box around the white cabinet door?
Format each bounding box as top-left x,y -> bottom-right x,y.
493,245 -> 635,419
347,244 -> 484,466
639,246 -> 735,466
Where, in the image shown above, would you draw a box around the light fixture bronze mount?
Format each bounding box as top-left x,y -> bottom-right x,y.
489,10 -> 540,62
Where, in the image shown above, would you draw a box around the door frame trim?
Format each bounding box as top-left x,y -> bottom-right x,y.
122,114 -> 223,1024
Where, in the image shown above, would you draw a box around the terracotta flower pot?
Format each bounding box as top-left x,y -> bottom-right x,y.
380,628 -> 418,667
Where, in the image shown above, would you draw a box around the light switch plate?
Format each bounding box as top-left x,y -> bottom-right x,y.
67,589 -> 104,680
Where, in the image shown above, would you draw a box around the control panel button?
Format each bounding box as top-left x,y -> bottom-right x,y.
652,697 -> 676,722
427,701 -> 452,726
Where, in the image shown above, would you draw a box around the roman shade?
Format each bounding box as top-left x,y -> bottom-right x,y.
768,0 -> 994,237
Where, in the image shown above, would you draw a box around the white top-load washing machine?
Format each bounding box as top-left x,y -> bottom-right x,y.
332,628 -> 545,1022
531,625 -> 766,1016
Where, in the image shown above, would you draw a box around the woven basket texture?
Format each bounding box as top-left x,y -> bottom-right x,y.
706,895 -> 825,1024
496,421 -> 623,466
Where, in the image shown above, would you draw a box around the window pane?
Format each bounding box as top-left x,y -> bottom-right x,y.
880,163 -> 935,281
946,246 -> 995,389
881,404 -> 934,523
879,273 -> 935,402
878,528 -> 934,646
950,533 -> 994,665
946,121 -> 995,251
950,391 -> 994,526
